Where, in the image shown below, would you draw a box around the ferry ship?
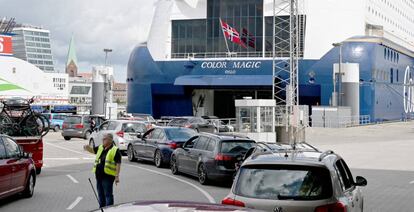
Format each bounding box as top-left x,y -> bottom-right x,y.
127,0 -> 414,122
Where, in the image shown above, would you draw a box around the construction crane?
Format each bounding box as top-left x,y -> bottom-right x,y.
272,0 -> 303,144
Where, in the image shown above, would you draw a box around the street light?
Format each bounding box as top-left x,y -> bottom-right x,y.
332,42 -> 343,106
103,48 -> 113,66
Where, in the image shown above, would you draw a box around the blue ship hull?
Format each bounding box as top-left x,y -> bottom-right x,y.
127,37 -> 414,122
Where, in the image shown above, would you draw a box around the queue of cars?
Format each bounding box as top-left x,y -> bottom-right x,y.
57,114 -> 368,211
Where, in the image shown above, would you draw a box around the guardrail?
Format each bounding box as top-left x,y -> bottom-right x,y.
311,115 -> 371,128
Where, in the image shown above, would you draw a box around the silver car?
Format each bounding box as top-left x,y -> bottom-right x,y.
89,120 -> 148,154
222,145 -> 367,212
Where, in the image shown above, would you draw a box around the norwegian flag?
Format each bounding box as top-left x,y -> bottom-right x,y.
219,19 -> 246,48
241,28 -> 256,49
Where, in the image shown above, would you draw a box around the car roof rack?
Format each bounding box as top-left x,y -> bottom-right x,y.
318,150 -> 335,161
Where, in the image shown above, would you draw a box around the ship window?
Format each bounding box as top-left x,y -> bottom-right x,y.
171,19 -> 207,58
384,48 -> 386,59
390,68 -> 394,83
396,69 -> 399,82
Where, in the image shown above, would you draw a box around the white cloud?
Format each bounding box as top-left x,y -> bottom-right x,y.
0,0 -> 156,82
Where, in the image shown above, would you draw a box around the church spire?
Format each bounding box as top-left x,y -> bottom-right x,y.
66,35 -> 78,77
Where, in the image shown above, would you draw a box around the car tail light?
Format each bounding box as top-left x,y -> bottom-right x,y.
221,197 -> 245,207
62,123 -> 68,129
215,154 -> 233,161
169,142 -> 178,149
184,124 -> 192,128
116,131 -> 124,138
314,202 -> 347,212
74,124 -> 84,129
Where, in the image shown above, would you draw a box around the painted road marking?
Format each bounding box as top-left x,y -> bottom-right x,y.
124,164 -> 216,203
66,175 -> 79,184
45,142 -> 91,156
66,196 -> 83,210
410,180 -> 414,184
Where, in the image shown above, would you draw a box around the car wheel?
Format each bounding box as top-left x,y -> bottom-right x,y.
154,150 -> 164,168
53,125 -> 60,132
35,168 -> 41,175
89,139 -> 95,148
84,131 -> 91,140
22,172 -> 35,198
198,163 -> 209,185
64,136 -> 71,141
170,155 -> 179,175
127,145 -> 136,162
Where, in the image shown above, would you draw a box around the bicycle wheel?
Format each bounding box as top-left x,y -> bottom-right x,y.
0,113 -> 14,135
21,113 -> 47,136
38,113 -> 50,136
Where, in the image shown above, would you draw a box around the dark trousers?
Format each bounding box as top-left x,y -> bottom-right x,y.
96,177 -> 114,207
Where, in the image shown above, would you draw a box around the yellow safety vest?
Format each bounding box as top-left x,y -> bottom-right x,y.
92,145 -> 118,176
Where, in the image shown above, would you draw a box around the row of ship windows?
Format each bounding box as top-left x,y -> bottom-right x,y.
368,6 -> 414,38
374,0 -> 414,22
374,68 -> 401,83
28,59 -> 53,65
38,66 -> 54,71
53,78 -> 66,83
383,47 -> 399,63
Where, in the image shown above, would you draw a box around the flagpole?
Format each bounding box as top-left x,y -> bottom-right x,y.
219,18 -> 231,56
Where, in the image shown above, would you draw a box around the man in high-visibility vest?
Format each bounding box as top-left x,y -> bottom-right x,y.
84,133 -> 121,207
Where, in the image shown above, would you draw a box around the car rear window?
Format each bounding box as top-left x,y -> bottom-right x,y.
235,165 -> 333,200
122,123 -> 146,133
53,114 -> 66,120
220,140 -> 255,154
65,116 -> 81,124
165,128 -> 196,140
169,118 -> 189,125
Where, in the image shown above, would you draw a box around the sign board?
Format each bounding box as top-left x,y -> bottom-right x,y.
0,35 -> 13,55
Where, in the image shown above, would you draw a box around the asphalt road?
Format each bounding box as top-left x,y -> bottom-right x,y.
0,127 -> 414,212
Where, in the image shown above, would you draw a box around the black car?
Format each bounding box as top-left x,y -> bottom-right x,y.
168,117 -> 217,133
170,133 -> 256,185
127,127 -> 197,167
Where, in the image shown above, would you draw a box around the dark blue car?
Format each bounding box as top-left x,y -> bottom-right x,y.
127,126 -> 197,168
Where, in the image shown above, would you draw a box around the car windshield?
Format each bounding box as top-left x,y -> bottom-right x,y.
235,165 -> 333,200
122,123 -> 146,133
65,116 -> 81,124
169,118 -> 189,125
134,114 -> 156,122
165,128 -> 197,141
220,140 -> 255,154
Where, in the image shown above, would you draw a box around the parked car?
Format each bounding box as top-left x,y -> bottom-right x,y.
89,120 -> 148,155
61,115 -> 105,140
42,113 -> 67,132
0,135 -> 36,200
222,147 -> 367,212
202,116 -> 235,132
92,201 -> 262,212
168,116 -> 217,133
132,113 -> 157,125
127,126 -> 197,167
170,133 -> 256,185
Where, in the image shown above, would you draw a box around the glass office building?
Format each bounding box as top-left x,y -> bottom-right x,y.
12,25 -> 55,72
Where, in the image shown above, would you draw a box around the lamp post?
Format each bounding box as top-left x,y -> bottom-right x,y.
103,48 -> 112,66
332,42 -> 343,106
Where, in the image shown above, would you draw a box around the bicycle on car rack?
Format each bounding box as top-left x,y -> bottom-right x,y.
0,97 -> 49,137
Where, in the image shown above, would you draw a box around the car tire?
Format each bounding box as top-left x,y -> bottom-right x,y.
22,172 -> 35,198
127,145 -> 136,162
89,139 -> 95,148
170,155 -> 180,175
64,136 -> 71,141
35,168 -> 41,175
84,131 -> 91,140
53,125 -> 60,132
198,163 -> 209,185
154,150 -> 164,168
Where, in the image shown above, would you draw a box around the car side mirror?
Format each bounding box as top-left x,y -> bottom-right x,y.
137,133 -> 142,139
355,176 -> 367,187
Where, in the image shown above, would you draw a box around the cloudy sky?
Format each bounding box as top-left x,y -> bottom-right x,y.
0,0 -> 156,82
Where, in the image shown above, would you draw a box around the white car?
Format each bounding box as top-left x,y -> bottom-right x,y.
89,120 -> 148,154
